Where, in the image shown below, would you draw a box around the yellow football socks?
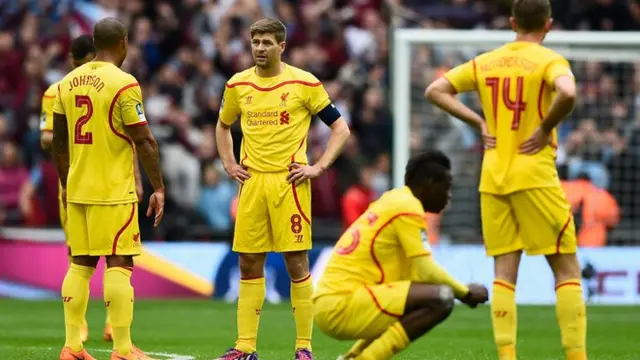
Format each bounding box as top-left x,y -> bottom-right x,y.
104,267 -> 134,356
291,274 -> 313,351
492,279 -> 517,360
346,339 -> 374,358
356,322 -> 409,360
556,279 -> 587,360
61,263 -> 94,352
235,277 -> 266,354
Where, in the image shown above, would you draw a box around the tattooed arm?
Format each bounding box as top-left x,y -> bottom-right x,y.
52,112 -> 70,188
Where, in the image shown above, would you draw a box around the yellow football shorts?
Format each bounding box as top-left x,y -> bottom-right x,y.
66,202 -> 141,256
233,170 -> 311,253
313,281 -> 411,340
481,187 -> 577,256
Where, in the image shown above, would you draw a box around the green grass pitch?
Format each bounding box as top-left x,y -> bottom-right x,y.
0,299 -> 636,360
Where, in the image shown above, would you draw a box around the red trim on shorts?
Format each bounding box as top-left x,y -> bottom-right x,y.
370,213 -> 425,284
226,80 -> 321,92
291,273 -> 311,283
125,121 -> 148,127
241,276 -> 265,281
493,280 -> 516,292
556,281 -> 581,291
112,204 -> 136,255
555,215 -> 572,254
122,266 -> 134,272
43,95 -> 56,99
292,183 -> 311,225
364,285 -> 402,318
109,82 -> 139,177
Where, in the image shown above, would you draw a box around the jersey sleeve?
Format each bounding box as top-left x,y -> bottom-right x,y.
393,213 -> 431,258
40,95 -> 54,131
52,84 -> 65,115
119,83 -> 148,126
219,84 -> 241,126
305,76 -> 331,115
543,58 -> 574,88
444,60 -> 477,93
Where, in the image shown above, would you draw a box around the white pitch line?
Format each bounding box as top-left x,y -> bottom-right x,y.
1,345 -> 195,360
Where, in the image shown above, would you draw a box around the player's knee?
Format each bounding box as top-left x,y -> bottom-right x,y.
547,253 -> 581,282
283,250 -> 309,280
238,253 -> 266,278
106,255 -> 134,268
435,285 -> 455,319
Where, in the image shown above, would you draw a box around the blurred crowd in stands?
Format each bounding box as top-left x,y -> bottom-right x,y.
0,0 -> 639,245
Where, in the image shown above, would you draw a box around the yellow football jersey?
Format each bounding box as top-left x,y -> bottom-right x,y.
53,61 -> 147,205
40,82 -> 58,132
445,41 -> 574,195
219,64 -> 331,172
314,186 -> 431,298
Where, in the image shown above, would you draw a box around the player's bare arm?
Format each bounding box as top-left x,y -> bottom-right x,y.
133,153 -> 144,201
215,121 -> 250,184
52,112 -> 70,206
124,124 -> 165,226
41,131 -> 53,151
425,78 -> 496,148
287,117 -> 350,185
520,75 -> 576,154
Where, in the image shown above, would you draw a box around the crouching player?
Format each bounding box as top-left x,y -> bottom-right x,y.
313,151 -> 489,360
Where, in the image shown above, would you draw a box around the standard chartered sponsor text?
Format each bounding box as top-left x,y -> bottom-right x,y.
246,110 -> 280,126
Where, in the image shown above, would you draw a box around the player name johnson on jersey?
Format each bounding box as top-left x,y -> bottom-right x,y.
445,42 -> 574,195
218,64 -> 331,172
53,61 -> 147,205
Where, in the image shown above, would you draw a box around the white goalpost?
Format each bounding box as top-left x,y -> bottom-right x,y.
392,29 -> 640,244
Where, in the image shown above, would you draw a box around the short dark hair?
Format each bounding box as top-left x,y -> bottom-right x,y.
93,17 -> 127,50
250,18 -> 287,43
71,35 -> 95,61
404,150 -> 451,188
512,0 -> 551,32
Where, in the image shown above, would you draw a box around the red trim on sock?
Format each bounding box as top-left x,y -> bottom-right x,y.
493,280 -> 516,292
556,281 -> 581,290
291,273 -> 311,283
241,276 -> 265,281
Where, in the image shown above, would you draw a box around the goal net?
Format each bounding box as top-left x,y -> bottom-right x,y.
391,30 -> 640,246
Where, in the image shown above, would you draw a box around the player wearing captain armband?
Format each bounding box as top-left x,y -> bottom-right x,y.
214,18 -> 351,360
314,151 -> 489,360
425,1 -> 586,359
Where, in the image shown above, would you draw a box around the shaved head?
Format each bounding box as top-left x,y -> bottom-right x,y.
93,17 -> 127,51
93,17 -> 128,67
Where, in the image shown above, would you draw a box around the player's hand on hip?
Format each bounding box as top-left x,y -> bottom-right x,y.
146,190 -> 165,227
460,283 -> 489,308
519,126 -> 551,155
481,122 -> 496,149
226,164 -> 251,184
287,163 -> 321,186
